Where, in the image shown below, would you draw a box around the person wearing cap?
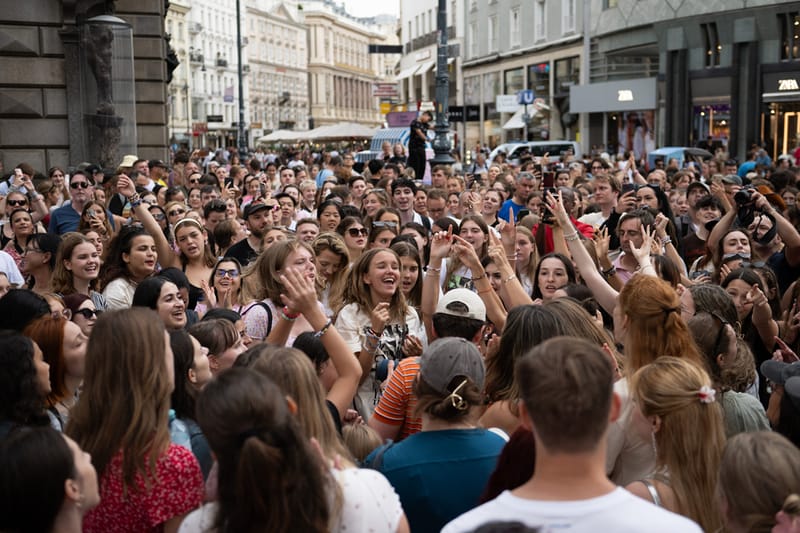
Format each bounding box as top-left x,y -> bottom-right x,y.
148,160 -> 169,187
224,202 -> 272,267
364,337 -> 506,533
368,288 -> 488,443
761,358 -> 800,446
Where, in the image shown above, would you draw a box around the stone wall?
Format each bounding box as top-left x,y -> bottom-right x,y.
0,0 -> 169,175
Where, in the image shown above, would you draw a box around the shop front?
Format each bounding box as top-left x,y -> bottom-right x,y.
761,67 -> 800,159
689,76 -> 731,151
570,77 -> 657,160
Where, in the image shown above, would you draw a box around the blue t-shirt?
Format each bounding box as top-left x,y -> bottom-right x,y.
48,204 -> 116,236
499,198 -> 525,222
365,428 -> 506,533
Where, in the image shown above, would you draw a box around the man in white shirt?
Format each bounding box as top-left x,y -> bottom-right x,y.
443,337 -> 702,533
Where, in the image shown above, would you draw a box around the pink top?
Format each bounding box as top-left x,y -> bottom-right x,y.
84,443 -> 204,533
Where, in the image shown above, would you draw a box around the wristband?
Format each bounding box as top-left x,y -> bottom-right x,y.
314,319 -> 333,338
602,266 -> 617,277
564,232 -> 580,242
280,306 -> 300,321
130,198 -> 143,209
502,274 -> 516,284
425,266 -> 441,273
661,236 -> 672,246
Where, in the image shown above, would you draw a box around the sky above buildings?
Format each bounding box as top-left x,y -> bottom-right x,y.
342,0 -> 399,18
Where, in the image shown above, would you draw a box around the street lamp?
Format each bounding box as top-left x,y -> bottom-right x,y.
235,0 -> 247,154
184,83 -> 192,151
431,0 -> 454,165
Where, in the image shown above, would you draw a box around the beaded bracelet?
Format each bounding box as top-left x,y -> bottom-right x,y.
502,274 -> 516,284
314,319 -> 333,338
425,266 -> 442,273
564,232 -> 580,242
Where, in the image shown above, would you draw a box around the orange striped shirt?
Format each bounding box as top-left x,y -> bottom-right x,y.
372,357 -> 422,440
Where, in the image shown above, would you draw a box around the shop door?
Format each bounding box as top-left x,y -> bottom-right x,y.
763,102 -> 800,158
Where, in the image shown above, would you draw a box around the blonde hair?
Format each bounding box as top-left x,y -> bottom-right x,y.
631,357 -> 725,532
50,233 -> 97,295
312,232 -> 350,313
342,424 -> 382,463
719,432 -> 800,533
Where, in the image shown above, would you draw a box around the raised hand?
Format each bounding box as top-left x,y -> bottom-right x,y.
279,266 -> 318,316
116,175 -> 136,198
370,302 -> 391,334
452,234 -> 482,271
594,227 -> 611,261
430,225 -> 454,261
630,223 -> 656,264
773,336 -> 800,363
544,189 -> 571,229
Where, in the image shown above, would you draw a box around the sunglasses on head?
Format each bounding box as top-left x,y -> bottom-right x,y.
372,221 -> 397,229
70,181 -> 90,189
7,199 -> 27,206
74,308 -> 102,319
347,227 -> 368,237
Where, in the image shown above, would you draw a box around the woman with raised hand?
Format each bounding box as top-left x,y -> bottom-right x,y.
0,426 -> 100,533
626,357 -> 726,532
67,308 -> 204,532
178,368 -> 408,533
117,174 -> 214,311
335,248 -> 426,419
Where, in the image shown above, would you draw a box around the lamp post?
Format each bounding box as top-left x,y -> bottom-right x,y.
431,0 -> 454,165
235,0 -> 247,155
184,82 -> 192,151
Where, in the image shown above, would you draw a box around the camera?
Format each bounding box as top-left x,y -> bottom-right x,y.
734,186 -> 760,227
734,186 -> 754,207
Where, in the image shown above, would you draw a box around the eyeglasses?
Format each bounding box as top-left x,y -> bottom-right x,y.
347,227 -> 368,237
151,212 -> 166,221
7,199 -> 27,207
70,181 -> 90,189
142,198 -> 156,205
52,309 -> 72,320
215,268 -> 240,278
372,221 -> 398,229
74,308 -> 102,319
168,209 -> 186,217
188,178 -> 200,184
23,247 -> 42,255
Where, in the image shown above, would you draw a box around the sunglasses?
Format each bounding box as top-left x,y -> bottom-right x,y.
188,178 -> 200,184
70,181 -> 90,189
74,308 -> 102,319
151,212 -> 166,221
347,227 -> 368,237
215,268 -> 240,278
372,221 -> 398,229
168,209 -> 186,217
7,199 -> 27,207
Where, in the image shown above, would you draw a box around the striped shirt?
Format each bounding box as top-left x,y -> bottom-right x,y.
372,357 -> 422,440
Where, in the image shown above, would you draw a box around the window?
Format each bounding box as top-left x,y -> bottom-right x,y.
488,16 -> 497,53
535,1 -> 545,41
421,12 -> 425,35
415,15 -> 419,37
603,0 -> 618,8
701,22 -> 721,67
469,21 -> 478,57
562,0 -> 576,34
510,7 -> 521,48
429,9 -> 434,32
778,12 -> 800,61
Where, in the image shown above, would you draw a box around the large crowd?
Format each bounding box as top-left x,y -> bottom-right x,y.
0,141 -> 799,532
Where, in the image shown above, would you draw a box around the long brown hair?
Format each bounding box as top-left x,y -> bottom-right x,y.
51,233 -> 97,295
66,308 -> 172,491
339,248 -> 406,322
632,357 -> 725,532
23,316 -> 67,407
197,368 -> 333,532
618,275 -> 704,376
249,239 -> 314,303
444,214 -> 489,290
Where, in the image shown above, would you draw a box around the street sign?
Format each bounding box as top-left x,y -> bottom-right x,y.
496,95 -> 519,113
533,98 -> 548,111
517,89 -> 535,105
373,83 -> 399,98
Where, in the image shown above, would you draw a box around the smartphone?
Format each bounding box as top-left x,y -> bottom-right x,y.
541,171 -> 555,189
516,209 -> 530,222
224,177 -> 234,188
621,182 -> 636,195
87,208 -> 97,218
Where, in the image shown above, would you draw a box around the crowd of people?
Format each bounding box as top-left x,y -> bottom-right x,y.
0,142 -> 799,532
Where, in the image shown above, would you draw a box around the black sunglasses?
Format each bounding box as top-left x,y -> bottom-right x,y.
74,308 -> 102,319
7,199 -> 27,206
168,209 -> 186,217
347,227 -> 368,237
70,181 -> 90,189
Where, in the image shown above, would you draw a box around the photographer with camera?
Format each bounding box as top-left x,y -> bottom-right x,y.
707,185 -> 800,294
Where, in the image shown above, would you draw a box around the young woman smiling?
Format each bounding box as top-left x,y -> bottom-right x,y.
3,208 -> 36,270
337,216 -> 368,263
98,226 -> 158,310
132,277 -> 188,331
335,248 -> 426,419
52,234 -> 108,311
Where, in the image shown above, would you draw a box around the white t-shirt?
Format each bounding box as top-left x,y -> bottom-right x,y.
179,467 -> 404,533
442,488 -> 702,533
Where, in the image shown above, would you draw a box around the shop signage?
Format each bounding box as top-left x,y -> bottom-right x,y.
207,115 -> 224,123
496,95 -> 520,112
617,90 -> 634,102
373,83 -> 399,97
778,79 -> 800,91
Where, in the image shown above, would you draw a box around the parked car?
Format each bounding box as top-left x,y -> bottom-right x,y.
489,140 -> 582,165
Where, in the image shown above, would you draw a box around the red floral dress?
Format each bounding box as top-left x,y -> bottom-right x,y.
83,444 -> 204,533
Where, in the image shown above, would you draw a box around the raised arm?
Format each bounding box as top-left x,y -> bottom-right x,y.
451,234 -> 507,332
117,175 -> 179,268
487,230 -> 533,309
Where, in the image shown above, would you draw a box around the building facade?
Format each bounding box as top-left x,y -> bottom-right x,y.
571,0 -> 800,161
303,1 -> 387,129
166,0 -> 193,150
246,1 -> 309,139
460,0 -> 582,153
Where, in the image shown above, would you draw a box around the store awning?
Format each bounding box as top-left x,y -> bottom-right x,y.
503,108 -> 539,130
396,65 -> 419,80
415,60 -> 436,76
763,91 -> 800,103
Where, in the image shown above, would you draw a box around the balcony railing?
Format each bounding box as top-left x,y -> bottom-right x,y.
189,52 -> 204,64
216,58 -> 228,68
189,22 -> 202,34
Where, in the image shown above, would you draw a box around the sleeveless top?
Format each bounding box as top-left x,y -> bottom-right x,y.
640,479 -> 663,507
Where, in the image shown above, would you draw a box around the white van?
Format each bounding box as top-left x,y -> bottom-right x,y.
489,140 -> 581,165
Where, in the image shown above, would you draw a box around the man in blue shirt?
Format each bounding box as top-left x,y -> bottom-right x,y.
49,171 -> 115,235
499,171 -> 536,222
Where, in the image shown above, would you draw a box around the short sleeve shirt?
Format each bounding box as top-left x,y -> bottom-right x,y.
84,444 -> 204,533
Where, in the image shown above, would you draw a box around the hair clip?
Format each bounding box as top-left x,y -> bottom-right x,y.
697,385 -> 716,404
447,379 -> 469,411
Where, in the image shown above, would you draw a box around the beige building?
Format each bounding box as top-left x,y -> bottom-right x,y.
302,1 -> 387,128
165,0 -> 193,149
246,1 -> 309,137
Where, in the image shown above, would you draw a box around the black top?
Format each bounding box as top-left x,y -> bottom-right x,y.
409,119 -> 427,150
224,237 -> 258,267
